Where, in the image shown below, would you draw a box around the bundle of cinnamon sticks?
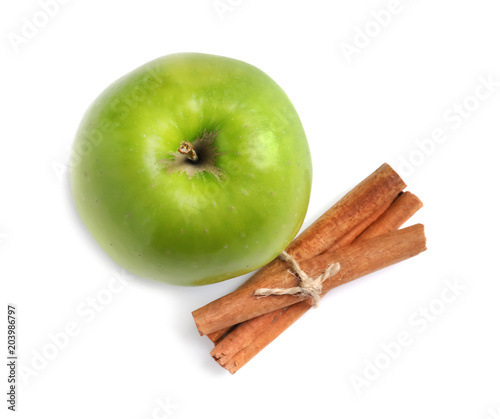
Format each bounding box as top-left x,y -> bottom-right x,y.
192,163 -> 427,373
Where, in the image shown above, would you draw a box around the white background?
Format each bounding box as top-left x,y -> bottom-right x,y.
1,0 -> 500,418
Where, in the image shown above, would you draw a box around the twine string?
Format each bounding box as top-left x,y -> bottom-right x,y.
253,251 -> 341,307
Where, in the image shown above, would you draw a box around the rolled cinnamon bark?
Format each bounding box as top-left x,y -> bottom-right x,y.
214,224 -> 427,373
210,191 -> 423,370
193,163 -> 406,336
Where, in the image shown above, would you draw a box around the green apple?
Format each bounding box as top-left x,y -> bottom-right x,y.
70,53 -> 312,286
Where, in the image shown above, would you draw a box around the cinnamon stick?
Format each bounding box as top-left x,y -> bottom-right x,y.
214,224 -> 427,373
207,191 -> 422,344
210,192 -> 423,371
193,163 -> 406,336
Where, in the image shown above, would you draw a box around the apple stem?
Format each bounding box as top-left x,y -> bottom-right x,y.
178,141 -> 199,162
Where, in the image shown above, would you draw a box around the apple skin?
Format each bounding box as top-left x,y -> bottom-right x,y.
70,53 -> 312,286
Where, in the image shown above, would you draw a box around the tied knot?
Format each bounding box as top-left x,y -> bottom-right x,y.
253,251 -> 341,307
